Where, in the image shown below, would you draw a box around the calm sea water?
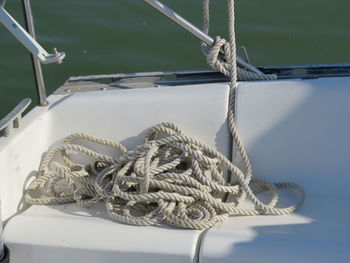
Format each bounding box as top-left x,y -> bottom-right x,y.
0,0 -> 349,118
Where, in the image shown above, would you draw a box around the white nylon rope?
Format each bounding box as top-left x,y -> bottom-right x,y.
24,0 -> 304,230
24,122 -> 304,229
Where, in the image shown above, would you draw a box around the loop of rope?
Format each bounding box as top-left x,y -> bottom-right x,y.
25,123 -> 304,230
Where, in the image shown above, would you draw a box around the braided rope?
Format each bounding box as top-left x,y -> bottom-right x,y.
25,123 -> 304,230
24,0 -> 304,230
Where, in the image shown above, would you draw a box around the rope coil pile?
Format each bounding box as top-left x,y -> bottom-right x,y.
25,123 -> 304,230
25,0 -> 304,230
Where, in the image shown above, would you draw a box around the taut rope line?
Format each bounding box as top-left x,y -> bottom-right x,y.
24,0 -> 304,230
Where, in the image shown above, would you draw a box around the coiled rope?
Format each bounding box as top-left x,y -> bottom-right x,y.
25,123 -> 304,230
24,0 -> 304,229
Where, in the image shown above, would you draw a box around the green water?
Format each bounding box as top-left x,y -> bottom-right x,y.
0,0 -> 349,118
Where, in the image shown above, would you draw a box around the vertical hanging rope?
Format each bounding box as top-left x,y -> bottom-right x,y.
226,0 -> 254,187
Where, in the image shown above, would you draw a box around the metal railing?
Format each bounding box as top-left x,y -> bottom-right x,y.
0,0 -> 263,108
0,98 -> 31,137
0,0 -> 262,108
21,0 -> 47,106
0,0 -> 65,106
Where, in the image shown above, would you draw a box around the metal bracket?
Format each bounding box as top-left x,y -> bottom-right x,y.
237,46 -> 250,63
0,4 -> 65,64
0,98 -> 31,137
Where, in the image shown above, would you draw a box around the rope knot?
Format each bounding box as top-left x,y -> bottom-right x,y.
206,36 -> 277,81
207,36 -> 232,77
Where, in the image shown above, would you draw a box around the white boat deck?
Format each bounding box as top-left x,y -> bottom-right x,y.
1,83 -> 229,263
203,77 -> 350,263
1,77 -> 350,262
